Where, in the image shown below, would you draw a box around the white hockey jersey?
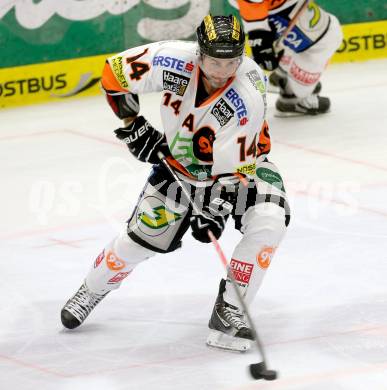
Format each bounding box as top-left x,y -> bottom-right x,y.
102,41 -> 271,182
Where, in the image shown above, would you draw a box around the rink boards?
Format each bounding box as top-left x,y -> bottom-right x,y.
0,20 -> 386,109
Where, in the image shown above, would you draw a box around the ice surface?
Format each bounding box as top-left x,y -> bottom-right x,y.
1,59 -> 387,390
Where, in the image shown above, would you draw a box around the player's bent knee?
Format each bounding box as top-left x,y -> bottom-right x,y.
242,202 -> 288,239
232,203 -> 287,271
112,230 -> 156,267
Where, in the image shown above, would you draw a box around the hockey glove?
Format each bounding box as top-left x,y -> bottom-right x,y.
114,115 -> 169,164
249,29 -> 283,71
190,197 -> 233,243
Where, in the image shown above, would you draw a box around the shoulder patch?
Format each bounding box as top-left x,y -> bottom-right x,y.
246,70 -> 266,94
111,56 -> 128,89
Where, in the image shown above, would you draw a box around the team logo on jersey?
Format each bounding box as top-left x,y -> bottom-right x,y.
257,246 -> 276,269
246,70 -> 266,94
211,98 -> 234,127
111,56 -> 128,88
230,259 -> 254,284
163,70 -> 190,96
225,88 -> 248,126
192,126 -> 215,162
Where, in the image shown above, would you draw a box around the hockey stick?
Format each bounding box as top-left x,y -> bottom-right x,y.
157,151 -> 277,381
274,0 -> 310,53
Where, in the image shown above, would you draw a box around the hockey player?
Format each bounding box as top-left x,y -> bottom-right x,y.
233,0 -> 343,116
61,15 -> 290,351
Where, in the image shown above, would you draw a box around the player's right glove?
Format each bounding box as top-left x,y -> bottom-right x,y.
114,115 -> 169,164
190,197 -> 233,243
248,29 -> 283,71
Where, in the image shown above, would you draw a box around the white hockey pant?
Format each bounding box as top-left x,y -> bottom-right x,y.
86,231 -> 155,295
223,202 -> 287,308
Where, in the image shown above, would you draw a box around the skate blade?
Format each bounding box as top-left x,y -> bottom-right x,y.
274,109 -> 306,118
206,330 -> 251,352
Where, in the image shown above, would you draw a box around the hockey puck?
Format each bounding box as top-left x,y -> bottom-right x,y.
249,362 -> 278,381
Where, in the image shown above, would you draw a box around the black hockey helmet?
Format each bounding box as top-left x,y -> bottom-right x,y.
196,14 -> 245,59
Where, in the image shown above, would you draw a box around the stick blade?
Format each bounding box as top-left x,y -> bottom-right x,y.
249,362 -> 278,381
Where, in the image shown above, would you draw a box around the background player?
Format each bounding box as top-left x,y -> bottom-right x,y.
233,0 -> 343,116
61,15 -> 290,352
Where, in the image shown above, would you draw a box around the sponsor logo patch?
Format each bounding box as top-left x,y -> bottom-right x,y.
246,70 -> 265,94
256,167 -> 284,191
94,249 -> 105,268
108,272 -> 131,284
163,70 -> 190,96
211,98 -> 234,127
185,164 -> 212,180
153,55 -> 194,73
111,56 -> 128,88
236,163 -> 256,176
185,62 -> 194,72
269,15 -> 313,52
106,251 -> 126,271
225,88 -> 248,126
257,246 -> 276,269
230,259 -> 254,284
289,62 -> 321,85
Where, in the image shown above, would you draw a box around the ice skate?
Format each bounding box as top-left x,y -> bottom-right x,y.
275,93 -> 330,117
268,68 -> 322,95
274,75 -> 329,117
206,279 -> 254,352
61,282 -> 108,329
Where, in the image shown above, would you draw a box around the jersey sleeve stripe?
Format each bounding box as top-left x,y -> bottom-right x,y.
196,68 -> 235,108
101,61 -> 129,93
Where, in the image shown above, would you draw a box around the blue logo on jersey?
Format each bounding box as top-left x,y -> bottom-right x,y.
225,88 -> 248,126
269,15 -> 313,52
153,56 -> 194,73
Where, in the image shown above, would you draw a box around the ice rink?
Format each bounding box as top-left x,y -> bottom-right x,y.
1,58 -> 387,390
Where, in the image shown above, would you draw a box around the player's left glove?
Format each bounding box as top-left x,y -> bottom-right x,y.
114,115 -> 169,164
190,197 -> 233,243
248,29 -> 283,71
